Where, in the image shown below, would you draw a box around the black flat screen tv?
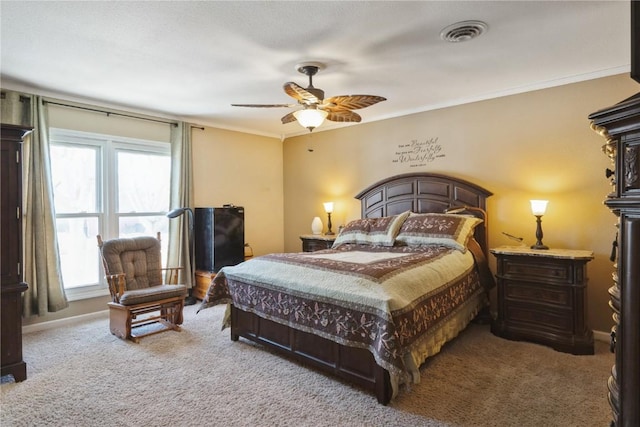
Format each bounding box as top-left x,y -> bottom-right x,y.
194,207 -> 244,272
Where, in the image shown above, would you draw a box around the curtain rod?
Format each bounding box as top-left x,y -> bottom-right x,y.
44,100 -> 178,127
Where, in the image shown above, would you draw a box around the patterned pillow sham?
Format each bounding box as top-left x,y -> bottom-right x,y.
332,211 -> 410,247
395,213 -> 482,252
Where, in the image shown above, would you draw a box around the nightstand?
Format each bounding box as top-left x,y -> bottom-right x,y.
194,270 -> 216,301
299,234 -> 336,252
490,246 -> 594,355
194,255 -> 253,301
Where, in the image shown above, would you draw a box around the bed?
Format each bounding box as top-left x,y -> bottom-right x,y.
199,173 -> 493,404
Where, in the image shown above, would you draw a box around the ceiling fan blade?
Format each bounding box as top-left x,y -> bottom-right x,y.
322,95 -> 386,111
281,111 -> 297,124
231,103 -> 296,108
283,82 -> 319,104
326,110 -> 362,123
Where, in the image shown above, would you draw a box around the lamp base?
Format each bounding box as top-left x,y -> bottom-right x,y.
325,232 -> 335,235
532,215 -> 548,250
530,244 -> 549,250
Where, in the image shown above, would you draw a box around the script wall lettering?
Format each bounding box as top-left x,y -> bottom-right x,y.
392,137 -> 445,167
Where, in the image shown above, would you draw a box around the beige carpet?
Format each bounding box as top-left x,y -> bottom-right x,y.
1,304 -> 612,426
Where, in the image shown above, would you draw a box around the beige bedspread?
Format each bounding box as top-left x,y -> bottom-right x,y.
199,243 -> 491,395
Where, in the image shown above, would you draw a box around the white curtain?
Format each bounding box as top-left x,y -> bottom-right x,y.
22,96 -> 68,316
167,122 -> 194,289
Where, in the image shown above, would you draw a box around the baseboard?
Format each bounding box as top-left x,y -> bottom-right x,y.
22,310 -> 109,334
21,310 -> 611,345
593,329 -> 610,343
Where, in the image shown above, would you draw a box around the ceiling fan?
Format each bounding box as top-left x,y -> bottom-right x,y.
231,62 -> 386,132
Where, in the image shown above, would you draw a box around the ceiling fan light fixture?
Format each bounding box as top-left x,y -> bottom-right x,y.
232,61 -> 385,132
293,108 -> 328,131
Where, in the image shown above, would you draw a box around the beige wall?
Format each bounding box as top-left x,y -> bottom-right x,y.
47,104 -> 172,142
283,73 -> 640,334
191,126 -> 284,256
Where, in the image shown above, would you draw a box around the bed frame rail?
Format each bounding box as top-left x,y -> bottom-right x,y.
230,305 -> 392,404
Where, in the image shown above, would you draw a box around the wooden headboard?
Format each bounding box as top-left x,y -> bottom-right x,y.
355,173 -> 493,255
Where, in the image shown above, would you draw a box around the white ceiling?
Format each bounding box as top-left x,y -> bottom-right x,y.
0,1 -> 633,139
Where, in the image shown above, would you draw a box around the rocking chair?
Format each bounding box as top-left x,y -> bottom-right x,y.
97,233 -> 187,343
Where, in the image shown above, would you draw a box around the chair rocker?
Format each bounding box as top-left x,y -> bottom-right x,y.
97,232 -> 187,343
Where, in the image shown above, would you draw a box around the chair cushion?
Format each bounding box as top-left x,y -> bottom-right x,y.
119,284 -> 187,306
101,236 -> 163,290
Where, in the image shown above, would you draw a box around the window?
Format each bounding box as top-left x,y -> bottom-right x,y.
49,129 -> 171,300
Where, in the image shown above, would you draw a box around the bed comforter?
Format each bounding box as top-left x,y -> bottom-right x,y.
199,243 -> 492,393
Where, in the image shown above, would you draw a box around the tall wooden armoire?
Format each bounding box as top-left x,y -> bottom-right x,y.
1,124 -> 32,382
589,93 -> 640,427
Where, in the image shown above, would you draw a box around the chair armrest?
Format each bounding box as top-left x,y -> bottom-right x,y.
105,273 -> 126,303
161,267 -> 183,285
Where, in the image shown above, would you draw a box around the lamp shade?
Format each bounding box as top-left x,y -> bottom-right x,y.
323,202 -> 334,213
530,200 -> 548,216
293,108 -> 328,130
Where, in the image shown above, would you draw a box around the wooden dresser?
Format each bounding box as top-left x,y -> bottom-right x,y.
1,124 -> 32,382
490,246 -> 594,355
299,234 -> 336,252
589,92 -> 640,427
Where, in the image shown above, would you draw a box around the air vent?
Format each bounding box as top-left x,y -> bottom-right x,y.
440,20 -> 488,43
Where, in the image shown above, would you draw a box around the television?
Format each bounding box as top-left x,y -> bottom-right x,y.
632,0 -> 639,83
194,207 -> 245,272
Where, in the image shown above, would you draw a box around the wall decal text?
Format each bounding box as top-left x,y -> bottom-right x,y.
392,138 -> 445,167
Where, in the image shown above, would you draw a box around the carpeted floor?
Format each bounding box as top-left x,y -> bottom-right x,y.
1,304 -> 613,426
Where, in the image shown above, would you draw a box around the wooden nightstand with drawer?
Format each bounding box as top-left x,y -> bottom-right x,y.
299,234 -> 336,252
194,270 -> 216,301
490,246 -> 594,355
194,253 -> 254,301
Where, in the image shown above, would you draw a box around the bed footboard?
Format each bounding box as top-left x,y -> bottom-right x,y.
230,305 -> 392,404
